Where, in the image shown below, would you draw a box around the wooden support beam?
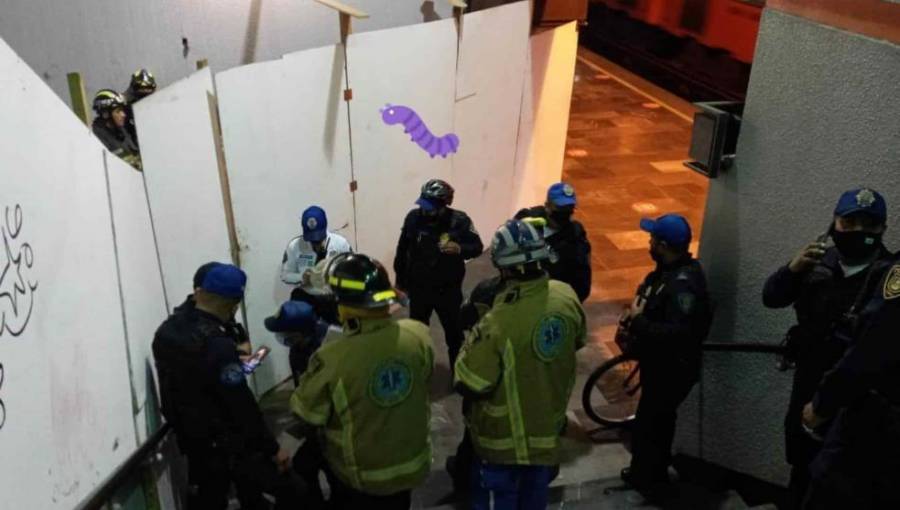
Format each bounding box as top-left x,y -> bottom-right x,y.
450,0 -> 467,33
67,72 -> 91,126
315,0 -> 369,44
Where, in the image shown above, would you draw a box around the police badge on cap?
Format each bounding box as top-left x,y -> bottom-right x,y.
307,217 -> 318,230
856,189 -> 876,208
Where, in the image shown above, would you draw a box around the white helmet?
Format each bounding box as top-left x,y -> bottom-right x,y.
490,219 -> 550,269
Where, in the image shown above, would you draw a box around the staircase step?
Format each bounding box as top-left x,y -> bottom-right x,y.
423,479 -> 768,510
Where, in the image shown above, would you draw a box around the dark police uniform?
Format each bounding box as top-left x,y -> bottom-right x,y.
394,207 -> 483,364
627,255 -> 712,492
514,205 -> 592,302
803,257 -> 900,509
153,307 -> 304,509
763,245 -> 891,506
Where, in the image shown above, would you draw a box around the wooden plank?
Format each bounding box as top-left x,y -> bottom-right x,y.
314,0 -> 369,19
67,72 -> 91,125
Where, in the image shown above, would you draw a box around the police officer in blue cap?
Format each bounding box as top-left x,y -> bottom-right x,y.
515,182 -> 592,302
619,214 -> 712,502
153,263 -> 306,509
763,187 -> 891,508
800,258 -> 900,508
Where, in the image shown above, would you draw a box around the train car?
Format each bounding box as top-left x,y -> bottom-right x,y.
583,0 -> 764,100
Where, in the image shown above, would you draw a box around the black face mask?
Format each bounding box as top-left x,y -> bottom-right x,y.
549,210 -> 573,225
831,230 -> 881,263
649,246 -> 665,264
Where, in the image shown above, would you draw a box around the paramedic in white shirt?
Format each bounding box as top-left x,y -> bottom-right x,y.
281,206 -> 352,315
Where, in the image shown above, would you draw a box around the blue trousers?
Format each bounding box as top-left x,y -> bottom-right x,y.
471,459 -> 555,510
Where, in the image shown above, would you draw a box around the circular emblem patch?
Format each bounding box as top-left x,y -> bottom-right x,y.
306,217 -> 318,230
533,315 -> 567,362
563,184 -> 574,197
369,358 -> 413,408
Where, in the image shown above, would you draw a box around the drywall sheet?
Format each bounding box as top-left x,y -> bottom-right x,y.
105,154 -> 169,443
512,22 -> 579,212
0,39 -> 137,508
452,1 -> 531,241
216,45 -> 355,393
347,19 -> 458,274
136,68 -> 234,310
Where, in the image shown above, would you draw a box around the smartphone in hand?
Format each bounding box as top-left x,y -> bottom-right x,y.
241,346 -> 271,374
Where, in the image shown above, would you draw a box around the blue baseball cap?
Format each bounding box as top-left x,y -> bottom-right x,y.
547,182 -> 577,207
264,301 -> 318,334
193,261 -> 222,289
200,264 -> 247,299
834,188 -> 887,222
640,214 -> 692,247
301,206 -> 328,243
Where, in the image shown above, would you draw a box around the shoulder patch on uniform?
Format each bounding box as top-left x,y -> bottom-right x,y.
883,265 -> 900,300
532,314 -> 568,362
368,358 -> 413,408
220,363 -> 246,386
676,292 -> 696,314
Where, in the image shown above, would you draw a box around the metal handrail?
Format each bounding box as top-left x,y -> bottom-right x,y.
75,422 -> 173,510
702,342 -> 785,354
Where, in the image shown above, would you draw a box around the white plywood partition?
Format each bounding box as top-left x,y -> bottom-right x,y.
452,1 -> 531,241
0,40 -> 137,508
347,19 -> 458,273
512,22 -> 579,212
104,154 -> 169,443
136,68 -> 234,310
216,46 -> 355,393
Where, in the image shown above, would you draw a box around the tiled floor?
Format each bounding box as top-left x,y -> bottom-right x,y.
260,49 -> 709,508
571,50 -> 709,307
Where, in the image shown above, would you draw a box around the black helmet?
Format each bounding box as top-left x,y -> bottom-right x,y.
129,69 -> 157,94
93,89 -> 127,116
419,179 -> 454,208
327,253 -> 398,308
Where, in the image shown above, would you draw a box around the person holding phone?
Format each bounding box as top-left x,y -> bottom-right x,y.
762,187 -> 891,508
153,263 -> 306,510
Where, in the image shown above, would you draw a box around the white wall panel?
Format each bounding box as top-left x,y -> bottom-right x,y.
512,22 -> 579,212
136,69 -> 234,310
0,39 -> 136,509
347,20 -> 459,273
452,1 -> 531,240
104,154 -> 169,443
216,46 -> 355,393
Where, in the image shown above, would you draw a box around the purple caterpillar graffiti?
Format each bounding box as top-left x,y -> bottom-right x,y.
380,104 -> 460,159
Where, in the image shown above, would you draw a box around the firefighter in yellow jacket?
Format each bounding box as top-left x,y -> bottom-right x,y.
290,253 -> 434,509
455,219 -> 587,509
